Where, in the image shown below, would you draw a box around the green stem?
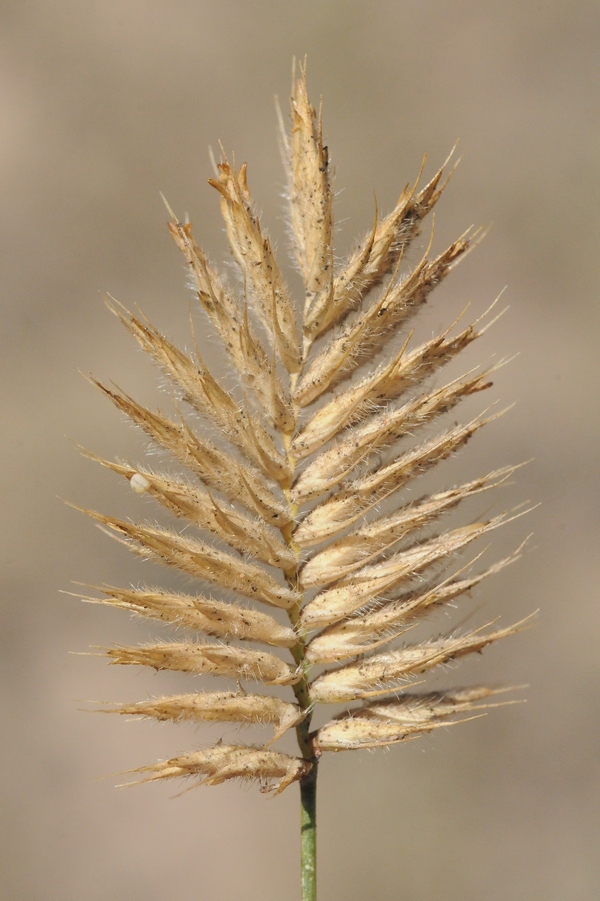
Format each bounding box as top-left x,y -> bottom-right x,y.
281,429 -> 318,899
291,665 -> 318,899
300,762 -> 318,901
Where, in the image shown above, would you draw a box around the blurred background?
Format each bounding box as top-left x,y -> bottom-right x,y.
1,2 -> 599,899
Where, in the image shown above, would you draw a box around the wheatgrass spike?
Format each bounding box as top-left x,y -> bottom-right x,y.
79,68 -> 531,901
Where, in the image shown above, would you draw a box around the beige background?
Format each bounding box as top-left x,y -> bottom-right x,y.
2,2 -> 599,899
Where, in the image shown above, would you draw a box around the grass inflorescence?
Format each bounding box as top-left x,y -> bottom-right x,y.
77,63 -> 530,901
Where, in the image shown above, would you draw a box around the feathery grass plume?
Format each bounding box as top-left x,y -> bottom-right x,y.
79,63 -> 530,901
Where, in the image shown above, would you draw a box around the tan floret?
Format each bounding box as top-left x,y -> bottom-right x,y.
293,232 -> 473,406
291,368 -> 492,504
82,509 -> 299,610
281,64 -> 334,309
305,549 -> 521,663
308,617 -> 533,703
315,686 -> 521,750
104,691 -> 305,743
300,467 -> 517,587
301,153 -> 454,341
122,745 -> 311,794
105,641 -> 300,686
300,515 -> 513,629
166,216 -> 293,431
209,161 -> 301,373
83,453 -> 296,571
82,585 -> 297,647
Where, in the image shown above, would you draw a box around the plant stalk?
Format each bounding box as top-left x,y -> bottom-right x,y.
291,652 -> 318,899
283,426 -> 318,899
300,763 -> 318,901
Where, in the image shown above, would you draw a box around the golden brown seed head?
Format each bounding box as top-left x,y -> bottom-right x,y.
78,67 -> 529,794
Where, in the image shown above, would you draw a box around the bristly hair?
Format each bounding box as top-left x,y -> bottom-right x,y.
77,64 -> 531,796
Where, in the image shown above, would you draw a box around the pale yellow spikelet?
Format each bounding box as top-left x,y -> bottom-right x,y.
299,514 -> 515,629
291,368 -> 493,504
105,641 -> 300,686
301,152 -> 453,340
84,585 -> 297,647
308,616 -> 533,704
82,508 -> 300,609
315,686 -> 517,751
282,62 -> 334,311
105,692 -> 305,743
293,231 -> 473,407
209,160 -> 302,374
305,549 -> 522,664
292,414 -> 498,546
362,685 -> 520,724
123,745 -> 311,794
79,66 -> 530,797
291,302 -> 498,460
105,299 -> 290,482
82,451 -> 295,570
166,217 -> 294,431
299,467 -> 517,587
91,381 -> 290,525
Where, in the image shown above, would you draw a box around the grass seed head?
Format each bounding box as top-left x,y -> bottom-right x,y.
78,67 -> 529,795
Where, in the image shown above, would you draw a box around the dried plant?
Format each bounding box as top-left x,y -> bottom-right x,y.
78,66 -> 530,901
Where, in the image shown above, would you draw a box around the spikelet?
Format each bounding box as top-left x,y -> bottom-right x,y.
79,66 -> 529,796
